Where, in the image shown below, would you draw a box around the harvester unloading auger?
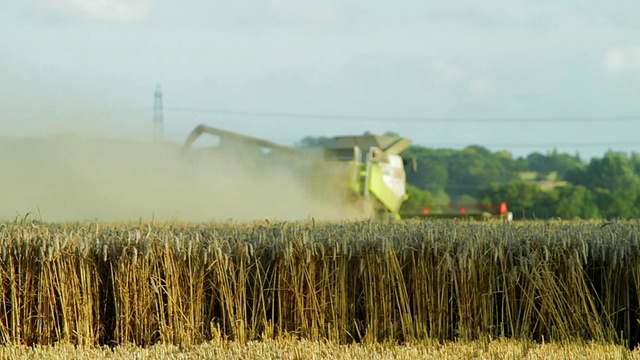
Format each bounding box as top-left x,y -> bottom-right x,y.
184,124 -> 414,220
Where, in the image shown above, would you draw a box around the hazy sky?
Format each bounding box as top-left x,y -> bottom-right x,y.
3,0 -> 640,159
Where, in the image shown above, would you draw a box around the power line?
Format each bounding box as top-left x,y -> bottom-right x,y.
164,106 -> 640,123
163,105 -> 640,151
218,132 -> 640,150
267,137 -> 640,149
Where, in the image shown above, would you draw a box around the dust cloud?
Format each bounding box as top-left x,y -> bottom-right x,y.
0,134 -> 361,223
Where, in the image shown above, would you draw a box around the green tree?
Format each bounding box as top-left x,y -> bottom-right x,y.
533,188 -> 560,219
568,150 -> 640,218
413,159 -> 448,194
631,152 -> 640,175
595,189 -> 637,219
525,149 -> 584,178
446,146 -> 514,201
403,147 -> 449,194
555,185 -> 600,219
403,184 -> 435,208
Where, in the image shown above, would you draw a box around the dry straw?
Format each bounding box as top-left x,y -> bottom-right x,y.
0,219 -> 639,348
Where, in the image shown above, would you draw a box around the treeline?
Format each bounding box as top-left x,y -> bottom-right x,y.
403,145 -> 640,220
296,134 -> 640,220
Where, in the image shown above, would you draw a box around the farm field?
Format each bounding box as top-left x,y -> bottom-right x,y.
1,219 -> 640,357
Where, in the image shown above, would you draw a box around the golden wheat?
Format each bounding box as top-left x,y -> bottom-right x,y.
0,219 -> 639,349
0,338 -> 638,360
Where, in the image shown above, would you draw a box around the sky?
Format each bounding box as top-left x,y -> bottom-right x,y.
3,0 -> 640,160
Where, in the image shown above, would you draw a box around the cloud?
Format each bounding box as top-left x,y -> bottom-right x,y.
269,0 -> 344,26
428,61 -> 494,97
43,0 -> 154,23
430,61 -> 465,83
467,78 -> 495,97
604,48 -> 640,73
424,6 -> 506,29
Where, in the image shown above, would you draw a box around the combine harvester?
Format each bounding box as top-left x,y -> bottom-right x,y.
184,124 -> 413,220
184,124 -> 510,221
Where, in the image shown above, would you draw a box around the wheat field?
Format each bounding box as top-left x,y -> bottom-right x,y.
0,338 -> 637,359
0,219 -> 639,356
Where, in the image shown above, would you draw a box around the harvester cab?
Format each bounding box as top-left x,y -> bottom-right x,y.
320,134 -> 412,219
183,125 -> 414,220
